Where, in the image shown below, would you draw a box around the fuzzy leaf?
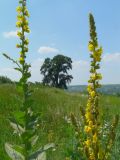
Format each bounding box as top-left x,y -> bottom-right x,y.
30,152 -> 46,160
44,143 -> 55,150
5,143 -> 24,160
10,121 -> 25,135
29,143 -> 55,159
30,135 -> 39,146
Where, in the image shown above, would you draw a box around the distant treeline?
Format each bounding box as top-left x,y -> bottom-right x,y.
0,76 -> 13,84
68,85 -> 120,96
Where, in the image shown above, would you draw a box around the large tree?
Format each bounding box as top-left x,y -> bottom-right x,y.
40,54 -> 73,89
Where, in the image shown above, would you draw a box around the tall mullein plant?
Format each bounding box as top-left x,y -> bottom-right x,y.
84,14 -> 119,160
4,0 -> 54,160
84,13 -> 103,160
71,14 -> 119,160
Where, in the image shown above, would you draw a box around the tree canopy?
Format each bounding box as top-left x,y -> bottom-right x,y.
40,54 -> 73,89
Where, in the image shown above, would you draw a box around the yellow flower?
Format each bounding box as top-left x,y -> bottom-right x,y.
91,73 -> 96,80
90,91 -> 95,98
16,21 -> 22,28
19,57 -> 24,64
17,15 -> 22,21
87,84 -> 93,92
65,157 -> 70,160
24,9 -> 30,17
93,133 -> 97,143
89,152 -> 95,160
85,139 -> 91,147
88,43 -> 94,51
96,73 -> 102,80
97,47 -> 103,55
16,6 -> 22,13
89,120 -> 93,126
17,31 -> 22,37
84,126 -> 92,133
24,39 -> 29,45
85,112 -> 92,122
16,44 -> 21,48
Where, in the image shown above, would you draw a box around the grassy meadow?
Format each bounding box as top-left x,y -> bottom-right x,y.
0,84 -> 120,159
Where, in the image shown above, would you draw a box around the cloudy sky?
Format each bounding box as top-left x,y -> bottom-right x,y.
0,0 -> 120,85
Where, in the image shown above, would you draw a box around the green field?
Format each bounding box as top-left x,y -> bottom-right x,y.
0,84 -> 120,159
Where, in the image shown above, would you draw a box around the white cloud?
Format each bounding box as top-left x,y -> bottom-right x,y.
103,53 -> 120,62
101,53 -> 120,84
3,30 -> 17,38
0,67 -> 20,81
71,60 -> 90,85
30,58 -> 44,82
38,46 -> 59,54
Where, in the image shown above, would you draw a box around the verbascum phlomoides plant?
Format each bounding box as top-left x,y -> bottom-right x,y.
3,0 -> 55,159
71,13 -> 119,160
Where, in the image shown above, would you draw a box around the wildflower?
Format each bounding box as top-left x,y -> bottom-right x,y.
93,133 -> 97,143
16,21 -> 22,28
19,57 -> 24,64
89,152 -> 95,160
87,84 -> 93,92
24,9 -> 30,17
16,6 -> 22,13
85,112 -> 92,122
91,73 -> 96,80
96,73 -> 102,80
85,139 -> 91,147
17,31 -> 22,37
24,39 -> 29,45
88,43 -> 94,51
84,126 -> 92,133
90,91 -> 96,98
84,13 -> 103,159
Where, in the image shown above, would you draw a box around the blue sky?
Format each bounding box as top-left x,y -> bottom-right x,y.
0,0 -> 120,85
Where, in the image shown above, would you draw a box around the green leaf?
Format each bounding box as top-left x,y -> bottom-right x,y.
30,152 -> 46,160
12,145 -> 25,156
43,143 -> 55,150
29,143 -> 55,159
10,121 -> 25,135
14,67 -> 22,73
13,111 -> 25,126
5,143 -> 25,160
30,135 -> 39,146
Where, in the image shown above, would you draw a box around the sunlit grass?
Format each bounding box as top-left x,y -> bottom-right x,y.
0,84 -> 119,159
